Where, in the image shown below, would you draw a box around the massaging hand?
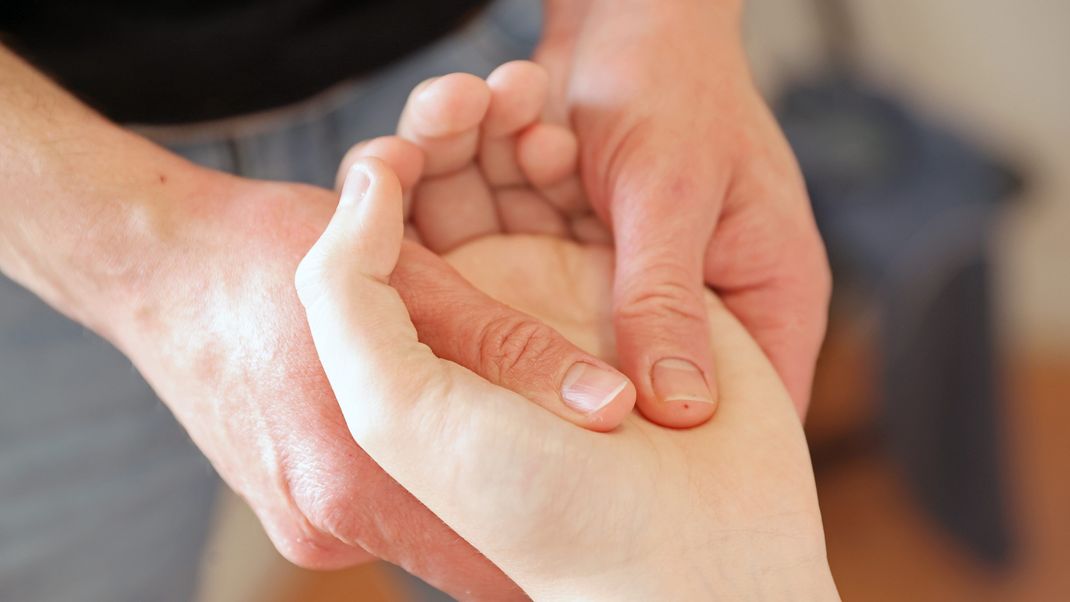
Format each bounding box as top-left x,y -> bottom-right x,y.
296,155 -> 838,600
392,60 -> 733,428
114,114 -> 639,599
534,0 -> 832,422
2,46 -> 581,599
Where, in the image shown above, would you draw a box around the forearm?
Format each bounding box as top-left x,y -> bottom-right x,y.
0,45 -> 207,337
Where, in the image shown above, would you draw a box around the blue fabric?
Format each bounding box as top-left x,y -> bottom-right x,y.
778,79 -> 1016,565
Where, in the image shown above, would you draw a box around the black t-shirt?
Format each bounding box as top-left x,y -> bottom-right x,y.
0,0 -> 489,124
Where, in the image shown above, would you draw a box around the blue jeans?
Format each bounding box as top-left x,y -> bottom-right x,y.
0,1 -> 539,600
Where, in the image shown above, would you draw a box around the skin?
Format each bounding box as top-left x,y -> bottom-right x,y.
537,0 -> 832,424
0,47 -> 632,599
324,67 -> 836,598
297,157 -> 839,600
1,0 -> 830,592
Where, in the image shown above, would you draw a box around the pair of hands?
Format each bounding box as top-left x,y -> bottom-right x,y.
292,58 -> 834,597
111,6 -> 829,597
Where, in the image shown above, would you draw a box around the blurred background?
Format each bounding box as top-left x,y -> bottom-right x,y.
187,1 -> 1069,600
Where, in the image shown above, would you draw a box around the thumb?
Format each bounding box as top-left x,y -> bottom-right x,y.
297,157 -> 404,299
295,158 -> 436,441
293,159 -> 568,534
392,242 -> 637,432
292,158 -> 609,570
611,173 -> 720,429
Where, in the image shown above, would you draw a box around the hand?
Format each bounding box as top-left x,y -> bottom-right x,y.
389,60 -> 636,381
297,156 -> 838,600
108,158 -> 633,598
536,0 -> 832,424
0,45 -> 632,599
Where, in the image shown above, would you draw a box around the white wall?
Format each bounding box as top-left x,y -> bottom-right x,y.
745,0 -> 1070,351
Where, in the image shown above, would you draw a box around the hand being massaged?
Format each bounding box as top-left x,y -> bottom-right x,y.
296,62 -> 838,599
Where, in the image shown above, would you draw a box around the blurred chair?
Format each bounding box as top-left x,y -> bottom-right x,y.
778,74 -> 1020,565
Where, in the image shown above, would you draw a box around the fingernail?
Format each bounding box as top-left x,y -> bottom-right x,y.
651,358 -> 714,405
561,362 -> 629,414
340,167 -> 370,207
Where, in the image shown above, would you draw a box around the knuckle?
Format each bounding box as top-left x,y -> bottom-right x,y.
294,252 -> 329,306
297,489 -> 349,540
275,538 -> 331,569
618,283 -> 707,325
267,522 -> 347,569
272,480 -> 368,570
476,314 -> 558,381
295,254 -> 356,317
616,262 -> 708,327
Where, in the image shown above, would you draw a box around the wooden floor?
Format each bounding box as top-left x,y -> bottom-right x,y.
818,350 -> 1070,601
275,346 -> 1070,601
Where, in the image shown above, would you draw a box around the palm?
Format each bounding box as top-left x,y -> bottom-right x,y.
440,234 -> 825,590
386,65 -> 821,561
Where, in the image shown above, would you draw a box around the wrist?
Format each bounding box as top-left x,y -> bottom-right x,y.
545,565 -> 837,602
82,158 -> 245,349
520,539 -> 837,601
4,128 -> 227,343
0,46 -> 237,343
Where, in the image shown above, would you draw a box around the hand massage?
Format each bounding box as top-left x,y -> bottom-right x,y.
1,1 -> 834,600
